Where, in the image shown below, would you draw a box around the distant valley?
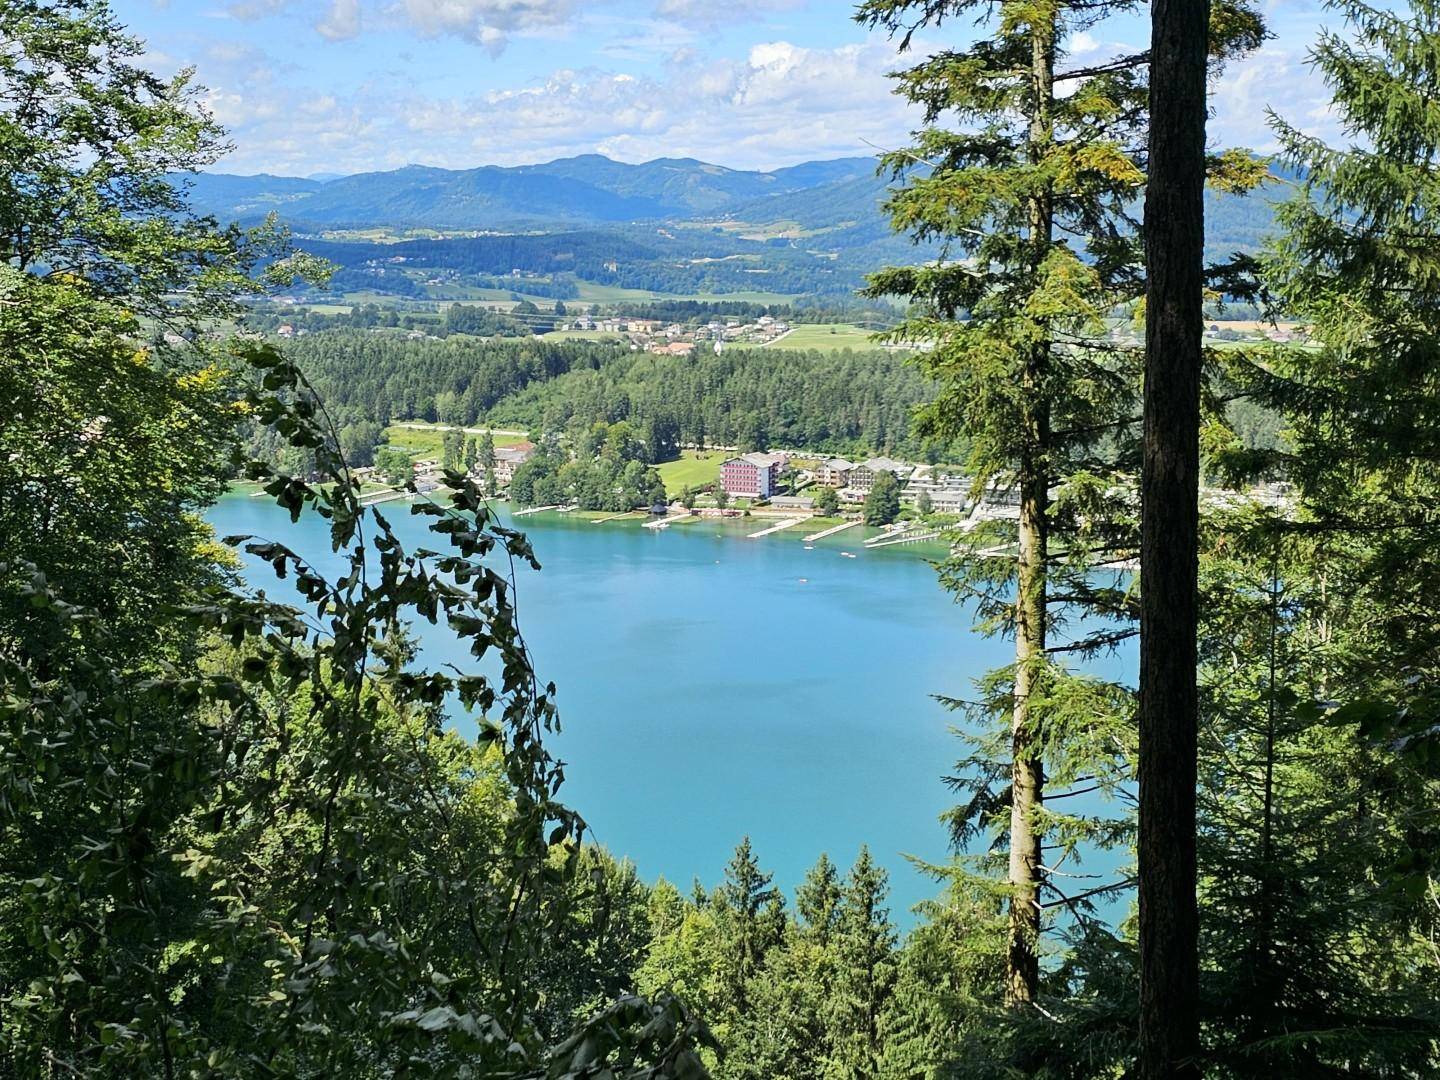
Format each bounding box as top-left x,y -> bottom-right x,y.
181,154 -> 1289,305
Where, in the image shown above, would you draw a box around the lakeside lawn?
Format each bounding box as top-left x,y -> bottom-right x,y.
383,423 -> 529,458
656,450 -> 725,495
228,478 -> 395,498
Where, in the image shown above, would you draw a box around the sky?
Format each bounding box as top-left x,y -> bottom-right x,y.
116,0 -> 1351,177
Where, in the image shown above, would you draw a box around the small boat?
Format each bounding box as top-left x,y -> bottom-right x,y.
841,551 -> 856,558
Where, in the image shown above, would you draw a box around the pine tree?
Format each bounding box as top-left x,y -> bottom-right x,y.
441,427 -> 464,472
479,428 -> 498,493
1137,0 -> 1211,1068
1194,521 -> 1440,1073
1190,0 -> 1440,1068
856,0 -> 1153,1012
1256,0 -> 1440,930
860,0 -> 1264,1037
712,837 -> 786,1015
862,471 -> 902,526
827,847 -> 898,1079
796,852 -> 843,947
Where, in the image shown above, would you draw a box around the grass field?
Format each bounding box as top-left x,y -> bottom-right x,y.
297,281 -> 801,313
764,323 -> 882,351
383,423 -> 529,457
656,450 -> 725,495
539,329 -> 626,343
570,281 -> 797,306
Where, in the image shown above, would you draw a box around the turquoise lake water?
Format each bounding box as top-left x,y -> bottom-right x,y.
208,494 -> 1132,920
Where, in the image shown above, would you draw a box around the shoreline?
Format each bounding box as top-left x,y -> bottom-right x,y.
223,482 -> 952,559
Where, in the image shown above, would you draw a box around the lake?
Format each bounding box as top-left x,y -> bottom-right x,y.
208,493 -> 1129,921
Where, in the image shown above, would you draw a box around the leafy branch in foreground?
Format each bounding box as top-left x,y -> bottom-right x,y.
1,325 -> 714,1076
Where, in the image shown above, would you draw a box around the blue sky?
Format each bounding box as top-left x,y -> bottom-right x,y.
117,0 -> 1349,177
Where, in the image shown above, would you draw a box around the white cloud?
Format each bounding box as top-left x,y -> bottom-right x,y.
654,0 -> 802,27
1208,42 -> 1339,153
196,34 -> 917,175
225,0 -> 294,20
317,0 -> 363,39
395,0 -> 575,50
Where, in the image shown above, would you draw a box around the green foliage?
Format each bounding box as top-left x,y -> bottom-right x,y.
1183,2 -> 1440,1067
637,842 -> 918,1080
811,486 -> 841,516
862,472 -> 902,526
507,422 -> 665,511
441,427 -> 465,472
0,6 -> 711,1072
858,0 -> 1157,1022
374,444 -> 413,486
0,0 -> 313,325
1194,517 -> 1440,1073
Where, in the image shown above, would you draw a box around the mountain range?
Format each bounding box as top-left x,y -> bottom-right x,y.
179,153 -> 1287,272
178,155 -> 882,232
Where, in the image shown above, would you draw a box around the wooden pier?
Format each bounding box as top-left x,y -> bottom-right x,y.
802,519 -> 859,542
865,528 -> 942,549
359,489 -> 410,507
747,516 -> 805,539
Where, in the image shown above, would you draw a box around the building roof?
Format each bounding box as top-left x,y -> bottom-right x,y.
494,442 -> 535,463
822,457 -> 855,471
725,453 -> 785,468
861,456 -> 913,474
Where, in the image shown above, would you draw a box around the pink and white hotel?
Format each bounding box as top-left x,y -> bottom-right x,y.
720,453 -> 785,498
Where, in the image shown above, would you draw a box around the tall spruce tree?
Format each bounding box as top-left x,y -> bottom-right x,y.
712,837 -> 787,1017
1188,0 -> 1440,1067
857,0 -> 1150,1012
860,0 -> 1264,1037
1137,0 -> 1211,1069
1194,518 -> 1440,1073
828,847 -> 899,1078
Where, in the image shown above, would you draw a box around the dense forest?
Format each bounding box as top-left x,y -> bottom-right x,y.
5,0 -> 1440,1078
255,330 -> 944,461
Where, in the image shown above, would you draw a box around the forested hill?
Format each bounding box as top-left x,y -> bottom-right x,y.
181,153 -> 1289,261
269,330 -> 939,458
179,154 -> 878,230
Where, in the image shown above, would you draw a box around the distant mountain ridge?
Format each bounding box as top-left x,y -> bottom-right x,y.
178,154 -> 879,231
177,153 -> 1287,267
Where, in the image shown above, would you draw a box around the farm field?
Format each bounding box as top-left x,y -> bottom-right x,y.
307,281 -> 799,311
539,329 -> 626,343
764,323 -> 880,351
570,281 -> 797,306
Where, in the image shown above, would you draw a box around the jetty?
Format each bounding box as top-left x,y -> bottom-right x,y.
512,504 -> 562,517
591,511 -> 640,524
865,528 -> 942,549
360,489 -> 410,507
643,518 -> 673,530
802,519 -> 859,542
747,516 -> 805,539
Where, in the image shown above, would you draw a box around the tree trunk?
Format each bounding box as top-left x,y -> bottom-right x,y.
1007,14 -> 1056,1009
1138,0 -> 1209,1072
1008,445 -> 1047,1006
